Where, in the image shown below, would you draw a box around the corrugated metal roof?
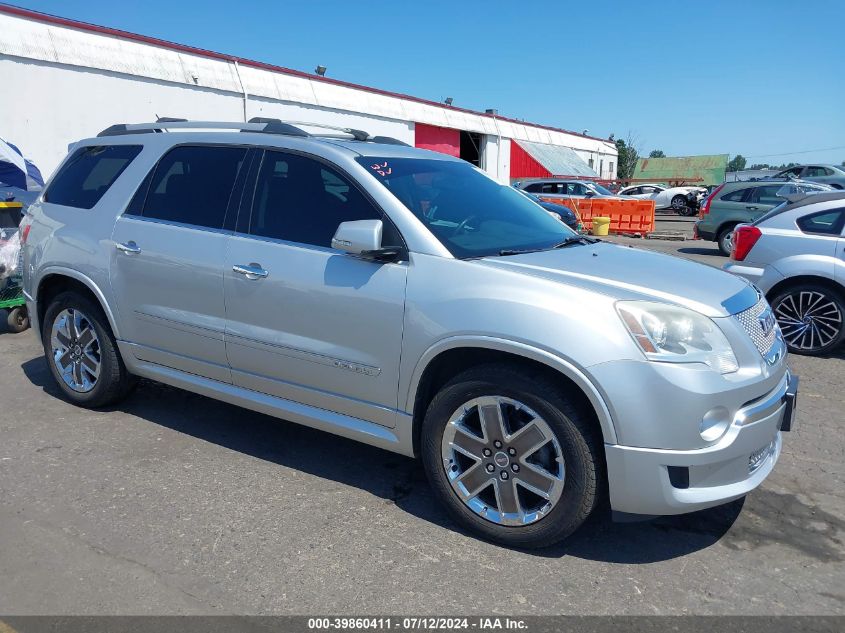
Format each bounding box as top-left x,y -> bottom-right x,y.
515,140 -> 598,178
633,154 -> 729,186
0,4 -> 619,154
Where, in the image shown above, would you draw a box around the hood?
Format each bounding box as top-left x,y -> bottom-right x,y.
477,242 -> 755,317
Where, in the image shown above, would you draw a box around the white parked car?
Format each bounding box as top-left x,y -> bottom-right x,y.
619,183 -> 706,214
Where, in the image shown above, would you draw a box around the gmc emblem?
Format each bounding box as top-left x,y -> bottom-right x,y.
759,308 -> 777,337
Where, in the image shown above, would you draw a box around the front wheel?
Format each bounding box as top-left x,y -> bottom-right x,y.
421,364 -> 603,548
770,285 -> 845,356
670,195 -> 688,213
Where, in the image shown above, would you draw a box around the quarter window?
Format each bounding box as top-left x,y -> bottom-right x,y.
141,146 -> 247,229
44,145 -> 142,209
797,209 -> 845,235
249,151 -> 383,248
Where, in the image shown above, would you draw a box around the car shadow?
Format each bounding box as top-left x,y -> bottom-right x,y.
21,354 -> 746,563
678,246 -> 723,256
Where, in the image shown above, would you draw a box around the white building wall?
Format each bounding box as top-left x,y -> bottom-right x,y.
0,11 -> 616,182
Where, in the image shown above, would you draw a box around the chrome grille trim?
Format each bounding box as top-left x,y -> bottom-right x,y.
734,297 -> 779,358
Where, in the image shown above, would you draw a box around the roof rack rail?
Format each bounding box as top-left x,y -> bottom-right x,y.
273,120 -> 370,141
370,136 -> 411,147
96,118 -> 410,146
97,120 -> 310,138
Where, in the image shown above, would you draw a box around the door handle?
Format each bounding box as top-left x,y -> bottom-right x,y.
746,206 -> 759,210
115,241 -> 141,254
232,263 -> 269,279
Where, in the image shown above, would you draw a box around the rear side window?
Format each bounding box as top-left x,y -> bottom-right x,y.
44,145 -> 142,209
750,185 -> 784,205
141,146 -> 247,229
721,188 -> 748,202
797,209 -> 845,235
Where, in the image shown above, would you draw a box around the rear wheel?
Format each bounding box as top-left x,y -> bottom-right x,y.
770,284 -> 845,356
421,364 -> 603,548
42,291 -> 136,407
717,225 -> 736,256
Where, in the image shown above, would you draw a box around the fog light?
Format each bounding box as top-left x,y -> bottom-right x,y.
700,406 -> 730,442
749,440 -> 776,474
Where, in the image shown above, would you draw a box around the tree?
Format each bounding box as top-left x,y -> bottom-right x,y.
749,163 -> 770,170
727,154 -> 747,172
615,132 -> 641,180
648,150 -> 665,158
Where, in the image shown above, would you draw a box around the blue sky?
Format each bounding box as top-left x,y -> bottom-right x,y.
12,0 -> 845,165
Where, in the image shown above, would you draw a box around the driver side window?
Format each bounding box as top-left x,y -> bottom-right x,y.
249,151 -> 392,248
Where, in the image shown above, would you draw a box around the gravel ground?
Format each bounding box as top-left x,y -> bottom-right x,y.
1,220 -> 843,615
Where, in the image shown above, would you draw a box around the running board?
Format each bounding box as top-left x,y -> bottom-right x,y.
130,359 -> 415,457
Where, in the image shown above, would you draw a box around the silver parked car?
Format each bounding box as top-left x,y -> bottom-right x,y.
515,179 -> 621,200
21,119 -> 796,548
724,189 -> 845,355
769,164 -> 845,190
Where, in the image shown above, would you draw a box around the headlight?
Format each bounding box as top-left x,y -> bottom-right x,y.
616,301 -> 738,374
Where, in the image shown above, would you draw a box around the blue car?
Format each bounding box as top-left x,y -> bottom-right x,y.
515,188 -> 579,230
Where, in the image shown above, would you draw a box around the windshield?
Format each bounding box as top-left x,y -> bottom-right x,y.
357,157 -> 575,258
591,183 -> 614,196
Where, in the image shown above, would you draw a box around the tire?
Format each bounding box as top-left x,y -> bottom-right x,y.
717,225 -> 736,256
41,291 -> 136,407
670,195 -> 688,213
421,363 -> 603,549
770,284 -> 845,356
6,306 -> 29,333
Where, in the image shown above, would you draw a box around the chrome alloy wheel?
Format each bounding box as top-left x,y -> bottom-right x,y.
441,396 -> 565,527
50,308 -> 101,392
774,291 -> 843,351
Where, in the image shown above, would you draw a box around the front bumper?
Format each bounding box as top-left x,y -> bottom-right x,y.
605,371 -> 796,516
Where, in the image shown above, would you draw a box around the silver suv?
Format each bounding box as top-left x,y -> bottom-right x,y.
21,119 -> 797,548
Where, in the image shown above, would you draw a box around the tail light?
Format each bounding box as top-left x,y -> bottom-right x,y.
19,218 -> 32,245
699,183 -> 725,218
731,225 -> 761,261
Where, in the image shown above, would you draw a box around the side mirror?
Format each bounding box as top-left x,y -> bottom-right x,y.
584,190 -> 596,197
331,219 -> 400,262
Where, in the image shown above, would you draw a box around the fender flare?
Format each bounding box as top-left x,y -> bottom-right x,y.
405,335 -> 618,445
33,266 -> 121,339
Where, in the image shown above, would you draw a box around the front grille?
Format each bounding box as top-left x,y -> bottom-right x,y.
734,296 -> 778,358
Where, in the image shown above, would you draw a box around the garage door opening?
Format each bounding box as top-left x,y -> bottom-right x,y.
460,131 -> 482,167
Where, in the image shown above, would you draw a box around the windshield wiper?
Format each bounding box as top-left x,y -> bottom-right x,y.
498,235 -> 599,257
552,235 -> 599,248
498,247 -> 545,256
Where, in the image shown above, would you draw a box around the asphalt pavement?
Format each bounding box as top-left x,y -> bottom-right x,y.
1,218 -> 843,615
